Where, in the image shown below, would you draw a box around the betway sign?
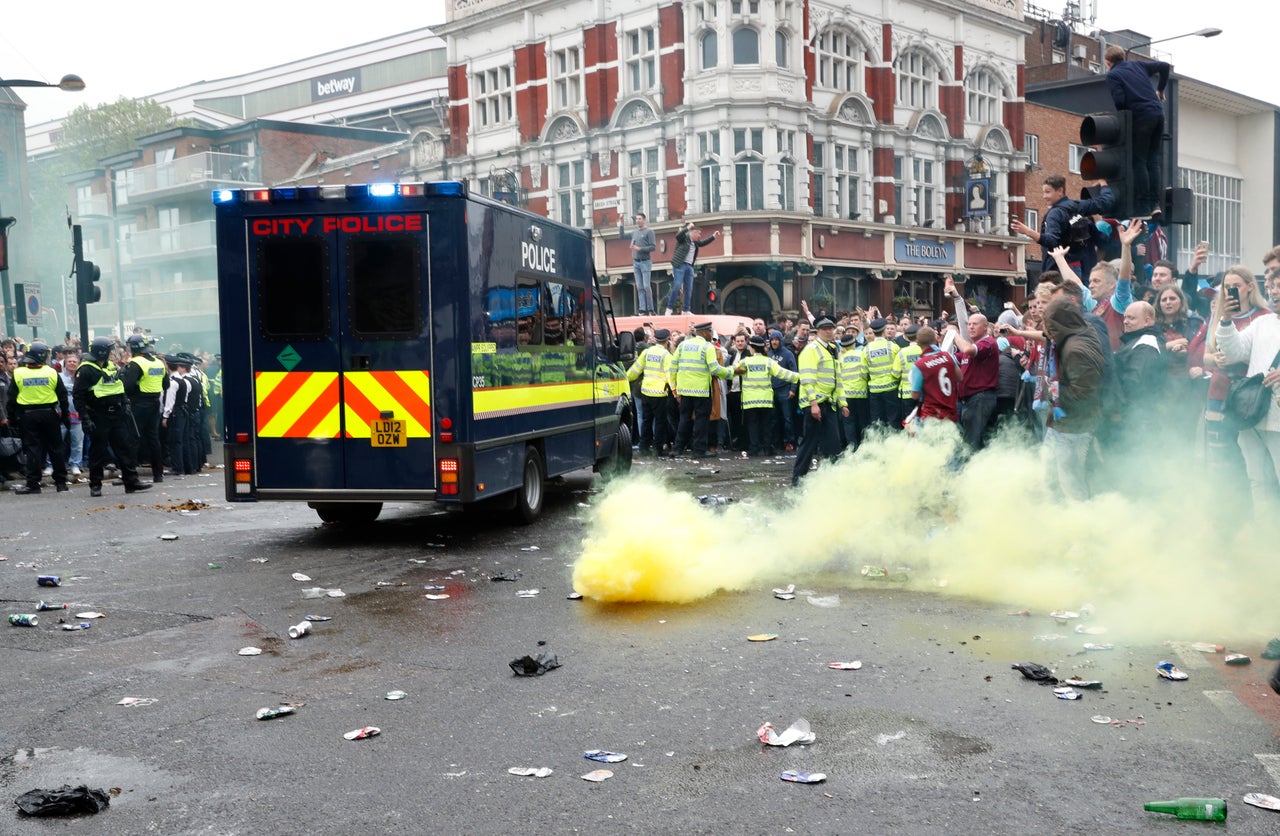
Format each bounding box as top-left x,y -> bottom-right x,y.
312,69 -> 362,102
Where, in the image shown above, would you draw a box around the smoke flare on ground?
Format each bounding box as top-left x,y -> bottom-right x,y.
572,422 -> 1280,643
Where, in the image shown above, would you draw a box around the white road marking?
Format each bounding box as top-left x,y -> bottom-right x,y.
1256,754 -> 1280,788
1202,689 -> 1257,724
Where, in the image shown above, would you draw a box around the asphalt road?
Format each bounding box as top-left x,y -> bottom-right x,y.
2,454 -> 1279,834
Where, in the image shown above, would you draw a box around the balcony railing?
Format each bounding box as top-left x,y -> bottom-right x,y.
123,152 -> 260,201
134,282 -> 220,318
76,193 -> 110,219
127,221 -> 216,261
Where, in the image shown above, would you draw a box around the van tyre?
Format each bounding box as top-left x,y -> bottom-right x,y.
598,421 -> 633,481
513,447 -> 545,525
311,502 -> 383,524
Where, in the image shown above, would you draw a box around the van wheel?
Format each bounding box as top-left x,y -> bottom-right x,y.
598,421 -> 633,481
311,502 -> 383,524
512,448 -> 545,525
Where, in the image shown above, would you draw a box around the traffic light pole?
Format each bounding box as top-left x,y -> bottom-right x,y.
73,224 -> 89,350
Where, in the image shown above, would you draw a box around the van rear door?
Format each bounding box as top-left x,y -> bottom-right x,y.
246,207 -> 433,493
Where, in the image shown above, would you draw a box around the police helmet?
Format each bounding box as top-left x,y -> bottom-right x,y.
25,341 -> 50,365
126,333 -> 153,354
89,336 -> 115,364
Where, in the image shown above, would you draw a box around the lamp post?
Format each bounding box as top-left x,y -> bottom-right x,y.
1125,28 -> 1222,57
0,74 -> 86,92
0,73 -> 84,336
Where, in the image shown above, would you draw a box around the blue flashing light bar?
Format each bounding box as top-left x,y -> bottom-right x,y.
213,181 -> 469,204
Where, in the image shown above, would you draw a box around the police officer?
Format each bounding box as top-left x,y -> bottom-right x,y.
837,332 -> 869,451
161,355 -> 190,474
5,342 -> 70,494
670,322 -> 735,457
74,337 -> 151,497
895,324 -> 924,427
737,334 -> 799,457
792,317 -> 846,486
121,334 -> 169,483
626,328 -> 672,456
179,354 -> 205,472
864,318 -> 901,428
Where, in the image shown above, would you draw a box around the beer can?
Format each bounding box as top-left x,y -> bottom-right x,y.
37,575 -> 61,588
36,601 -> 67,611
288,621 -> 311,639
8,614 -> 39,627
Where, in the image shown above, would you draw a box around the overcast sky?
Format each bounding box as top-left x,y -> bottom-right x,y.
2,0 -> 1263,127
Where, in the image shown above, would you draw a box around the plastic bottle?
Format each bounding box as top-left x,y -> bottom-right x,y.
1142,797 -> 1227,821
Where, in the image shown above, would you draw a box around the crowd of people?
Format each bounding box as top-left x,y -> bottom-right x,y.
0,332 -> 222,496
625,219 -> 1280,515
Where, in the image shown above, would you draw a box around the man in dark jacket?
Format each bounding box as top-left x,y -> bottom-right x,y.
1114,300 -> 1167,415
662,221 -> 720,315
1011,175 -> 1114,280
1042,296 -> 1106,500
1105,45 -> 1170,216
767,329 -> 798,453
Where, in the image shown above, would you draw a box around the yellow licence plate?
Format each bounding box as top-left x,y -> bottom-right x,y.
371,419 -> 407,447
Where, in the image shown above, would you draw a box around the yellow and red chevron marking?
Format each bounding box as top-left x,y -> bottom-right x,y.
341,370 -> 432,438
473,380 -> 597,420
255,371 -> 340,438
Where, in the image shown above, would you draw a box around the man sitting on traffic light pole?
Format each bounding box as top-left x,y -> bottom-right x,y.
1011,174 -> 1114,281
1104,44 -> 1170,218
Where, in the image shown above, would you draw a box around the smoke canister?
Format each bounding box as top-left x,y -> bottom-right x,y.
288,621 -> 311,639
36,575 -> 61,588
9,614 -> 38,627
36,601 -> 67,611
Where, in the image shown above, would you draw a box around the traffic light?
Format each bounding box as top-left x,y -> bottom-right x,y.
72,223 -> 101,305
705,286 -> 719,314
1079,111 -> 1134,218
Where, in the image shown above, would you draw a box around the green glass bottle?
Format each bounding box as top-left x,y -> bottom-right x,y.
1143,797 -> 1228,821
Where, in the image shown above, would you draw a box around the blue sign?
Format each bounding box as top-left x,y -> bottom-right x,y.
894,238 -> 955,267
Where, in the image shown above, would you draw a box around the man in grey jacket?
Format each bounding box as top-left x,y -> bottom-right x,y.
627,213 -> 658,315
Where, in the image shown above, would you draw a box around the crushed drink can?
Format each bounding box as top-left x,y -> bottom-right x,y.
36,575 -> 60,588
9,614 -> 38,627
256,706 -> 296,720
60,622 -> 91,631
36,601 -> 67,611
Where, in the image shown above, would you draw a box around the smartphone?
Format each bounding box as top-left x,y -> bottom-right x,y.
1227,286 -> 1240,304
1003,302 -> 1014,310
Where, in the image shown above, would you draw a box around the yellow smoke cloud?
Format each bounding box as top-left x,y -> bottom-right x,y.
572,420 -> 1280,644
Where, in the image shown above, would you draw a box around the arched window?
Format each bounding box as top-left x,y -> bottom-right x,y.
733,27 -> 759,65
775,31 -> 789,69
966,69 -> 1003,124
700,31 -> 719,69
896,48 -> 940,110
816,28 -> 864,93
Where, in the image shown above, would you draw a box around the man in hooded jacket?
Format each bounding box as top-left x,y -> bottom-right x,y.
1042,296 -> 1106,501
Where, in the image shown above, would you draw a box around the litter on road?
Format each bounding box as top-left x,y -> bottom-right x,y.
1224,653 -> 1251,665
780,770 -> 827,784
1243,793 -> 1280,811
304,615 -> 332,622
75,611 -> 106,619
508,767 -> 553,777
747,633 -> 778,642
515,589 -> 540,598
424,593 -> 451,600
385,690 -> 407,700
256,706 -> 296,720
1053,687 -> 1082,700
827,661 -> 863,670
758,719 -> 815,747
14,785 -> 110,817
117,697 -> 157,707
490,572 -> 522,582
1011,662 -> 1058,683
291,573 -> 312,581
510,651 -> 561,677
238,647 -> 262,656
581,769 -> 613,782
344,726 -> 380,740
1156,661 -> 1189,681
584,750 -> 628,763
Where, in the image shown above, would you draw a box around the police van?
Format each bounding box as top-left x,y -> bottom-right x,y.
214,181 -> 634,523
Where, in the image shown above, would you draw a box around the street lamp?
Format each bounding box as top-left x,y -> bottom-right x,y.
0,74 -> 86,92
1125,28 -> 1222,57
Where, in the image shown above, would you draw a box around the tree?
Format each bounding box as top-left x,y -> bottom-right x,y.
23,98 -> 191,333
57,97 -> 189,171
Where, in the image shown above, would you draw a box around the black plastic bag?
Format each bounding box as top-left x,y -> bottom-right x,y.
1011,662 -> 1058,684
15,785 -> 110,817
510,651 -> 561,676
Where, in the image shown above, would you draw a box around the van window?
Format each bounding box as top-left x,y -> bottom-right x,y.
258,237 -> 329,340
347,236 -> 420,338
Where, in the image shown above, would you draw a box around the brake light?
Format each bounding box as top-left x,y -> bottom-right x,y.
245,189 -> 272,202
232,458 -> 253,494
439,416 -> 453,443
439,458 -> 459,496
236,432 -> 249,443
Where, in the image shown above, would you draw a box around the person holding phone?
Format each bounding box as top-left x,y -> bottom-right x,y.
1187,266 -> 1271,488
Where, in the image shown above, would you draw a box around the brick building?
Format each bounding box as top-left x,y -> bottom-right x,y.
423,0 -> 1034,320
